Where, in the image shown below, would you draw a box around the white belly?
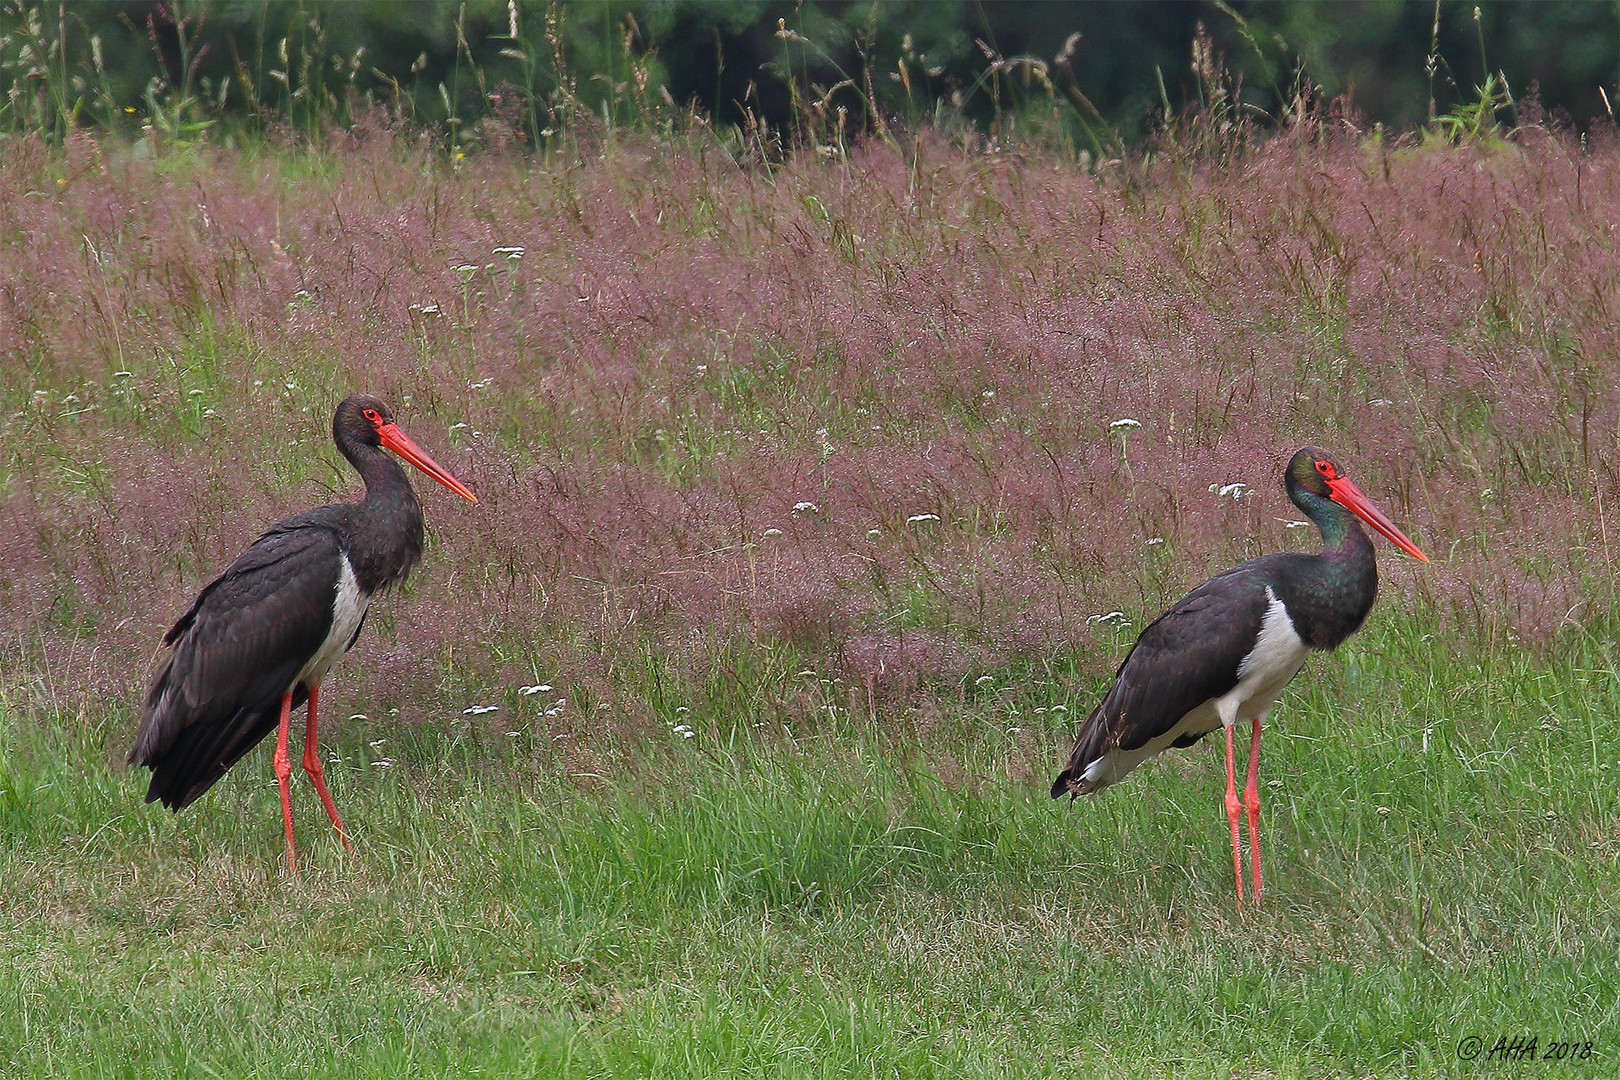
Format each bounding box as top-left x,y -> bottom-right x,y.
1080,586 -> 1309,789
1216,585 -> 1310,727
295,555 -> 369,687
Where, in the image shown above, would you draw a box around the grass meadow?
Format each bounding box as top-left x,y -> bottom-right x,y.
3,122 -> 1620,1075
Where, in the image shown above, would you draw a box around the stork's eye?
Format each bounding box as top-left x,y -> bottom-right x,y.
1314,459 -> 1335,479
363,408 -> 383,425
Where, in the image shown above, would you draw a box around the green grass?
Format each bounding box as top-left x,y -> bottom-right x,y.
3,616 -> 1618,1078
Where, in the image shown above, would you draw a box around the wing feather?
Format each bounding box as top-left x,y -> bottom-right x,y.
130,526 -> 341,810
1052,566 -> 1271,795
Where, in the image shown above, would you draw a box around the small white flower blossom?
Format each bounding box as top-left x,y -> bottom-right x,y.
1109,418 -> 1141,430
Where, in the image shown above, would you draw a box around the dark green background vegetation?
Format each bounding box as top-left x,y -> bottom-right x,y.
4,1 -> 1619,146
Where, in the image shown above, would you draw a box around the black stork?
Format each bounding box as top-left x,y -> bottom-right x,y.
1051,447 -> 1428,908
128,394 -> 477,872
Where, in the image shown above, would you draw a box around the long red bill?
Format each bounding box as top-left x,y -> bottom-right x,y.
377,423 -> 479,503
1325,475 -> 1427,562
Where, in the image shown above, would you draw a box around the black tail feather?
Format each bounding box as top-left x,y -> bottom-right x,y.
134,664 -> 305,811
1050,703 -> 1110,799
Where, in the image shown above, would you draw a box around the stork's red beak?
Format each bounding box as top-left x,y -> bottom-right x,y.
1325,475 -> 1427,562
377,423 -> 479,503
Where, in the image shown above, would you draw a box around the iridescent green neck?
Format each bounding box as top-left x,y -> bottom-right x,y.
1282,482 -> 1379,648
1293,485 -> 1367,557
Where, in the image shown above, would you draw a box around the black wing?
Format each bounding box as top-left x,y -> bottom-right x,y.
130,525 -> 341,810
1052,565 -> 1272,797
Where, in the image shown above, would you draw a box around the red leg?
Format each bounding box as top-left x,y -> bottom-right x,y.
1224,723 -> 1245,910
1245,716 -> 1263,906
301,683 -> 353,851
272,690 -> 297,874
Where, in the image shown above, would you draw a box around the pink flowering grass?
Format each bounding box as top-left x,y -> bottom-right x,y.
3,125 -> 1618,742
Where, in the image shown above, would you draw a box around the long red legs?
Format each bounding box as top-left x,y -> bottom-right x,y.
271,690 -> 297,873
300,682 -> 353,851
1244,716 -> 1263,905
1224,724 -> 1245,909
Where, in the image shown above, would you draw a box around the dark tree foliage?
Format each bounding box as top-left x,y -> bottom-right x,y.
3,1 -> 1617,141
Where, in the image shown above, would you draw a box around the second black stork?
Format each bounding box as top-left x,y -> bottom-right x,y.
1051,447 -> 1428,908
128,394 -> 477,872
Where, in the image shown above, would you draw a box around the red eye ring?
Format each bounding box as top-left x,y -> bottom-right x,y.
1314,459 -> 1335,479
363,408 -> 383,424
